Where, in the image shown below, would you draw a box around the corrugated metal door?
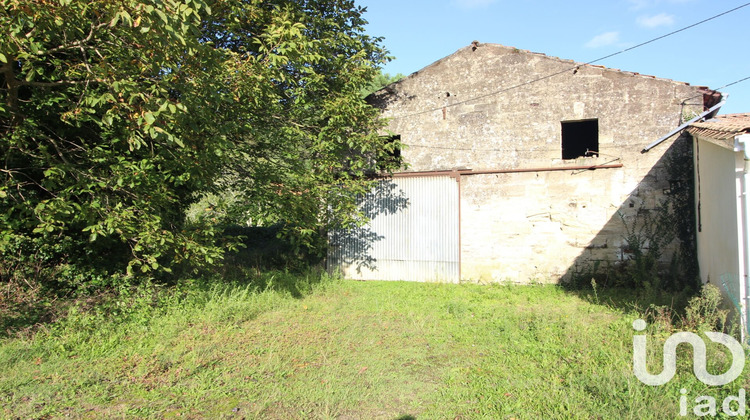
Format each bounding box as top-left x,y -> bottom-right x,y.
328,176 -> 459,282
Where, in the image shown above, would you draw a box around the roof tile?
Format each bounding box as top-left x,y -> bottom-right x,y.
688,113 -> 750,140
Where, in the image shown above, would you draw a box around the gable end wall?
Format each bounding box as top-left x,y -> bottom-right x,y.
370,44 -> 705,283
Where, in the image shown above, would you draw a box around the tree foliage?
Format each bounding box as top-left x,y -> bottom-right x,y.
0,0 -> 400,292
360,71 -> 405,98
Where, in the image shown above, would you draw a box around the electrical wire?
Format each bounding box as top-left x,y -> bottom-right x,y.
718,75 -> 750,90
385,2 -> 750,121
402,143 -> 563,152
681,75 -> 750,104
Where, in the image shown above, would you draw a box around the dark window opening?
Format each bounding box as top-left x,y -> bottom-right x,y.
561,119 -> 598,159
378,135 -> 402,171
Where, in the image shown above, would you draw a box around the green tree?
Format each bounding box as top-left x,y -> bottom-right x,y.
211,1 -> 403,253
361,71 -> 405,97
0,0 -> 399,292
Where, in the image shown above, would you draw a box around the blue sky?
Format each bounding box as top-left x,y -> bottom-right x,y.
358,0 -> 750,115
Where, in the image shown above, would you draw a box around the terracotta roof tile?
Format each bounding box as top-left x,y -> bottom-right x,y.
688,113 -> 750,140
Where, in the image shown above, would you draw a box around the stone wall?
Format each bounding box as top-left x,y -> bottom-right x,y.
369,43 -> 708,283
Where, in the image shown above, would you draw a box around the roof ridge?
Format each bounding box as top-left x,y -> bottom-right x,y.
406,42 -> 696,88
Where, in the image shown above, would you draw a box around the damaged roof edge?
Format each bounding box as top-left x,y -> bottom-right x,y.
641,93 -> 728,153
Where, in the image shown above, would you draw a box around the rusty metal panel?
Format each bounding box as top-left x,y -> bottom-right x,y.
328,176 -> 459,282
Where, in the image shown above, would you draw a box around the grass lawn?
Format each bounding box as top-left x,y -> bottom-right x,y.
0,273 -> 747,419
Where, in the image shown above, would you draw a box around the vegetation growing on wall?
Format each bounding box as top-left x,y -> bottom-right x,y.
569,134 -> 700,293
661,133 -> 701,289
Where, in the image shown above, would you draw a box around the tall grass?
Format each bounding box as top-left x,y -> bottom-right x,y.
0,275 -> 747,419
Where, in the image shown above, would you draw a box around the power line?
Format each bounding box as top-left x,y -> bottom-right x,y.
402,73 -> 750,154
403,143 -> 563,152
386,2 -> 750,120
714,75 -> 750,91
588,2 -> 750,66
679,74 -> 750,104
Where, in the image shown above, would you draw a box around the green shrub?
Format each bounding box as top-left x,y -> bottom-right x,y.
682,283 -> 731,333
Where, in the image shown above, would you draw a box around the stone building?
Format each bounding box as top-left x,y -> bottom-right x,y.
328,42 -> 722,283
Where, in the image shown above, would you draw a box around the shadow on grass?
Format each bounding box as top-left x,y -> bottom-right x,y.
206,265 -> 333,300
0,226 -> 328,338
561,284 -> 696,321
0,280 -> 82,338
217,225 -> 330,299
1,294 -> 59,338
222,225 -> 323,273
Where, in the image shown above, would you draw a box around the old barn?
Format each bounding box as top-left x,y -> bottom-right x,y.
328,42 -> 722,284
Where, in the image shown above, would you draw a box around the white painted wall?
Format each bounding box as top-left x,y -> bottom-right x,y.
693,137 -> 742,306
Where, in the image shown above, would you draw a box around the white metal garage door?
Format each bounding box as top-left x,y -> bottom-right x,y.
328,175 -> 460,282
